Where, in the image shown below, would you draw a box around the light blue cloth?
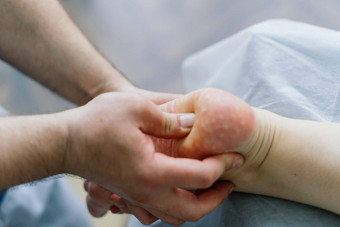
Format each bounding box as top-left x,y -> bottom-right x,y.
0,106 -> 9,117
128,19 -> 340,226
0,106 -> 91,227
0,177 -> 91,227
0,191 -> 6,207
0,107 -> 8,208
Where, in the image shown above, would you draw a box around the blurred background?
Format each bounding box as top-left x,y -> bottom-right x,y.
1,0 -> 340,226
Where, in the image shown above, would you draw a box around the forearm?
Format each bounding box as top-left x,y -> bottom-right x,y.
0,114 -> 67,190
0,0 -> 132,105
232,109 -> 340,214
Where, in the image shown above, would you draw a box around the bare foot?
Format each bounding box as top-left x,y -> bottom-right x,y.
152,88 -> 255,159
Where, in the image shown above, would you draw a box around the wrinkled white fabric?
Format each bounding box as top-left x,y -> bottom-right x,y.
183,19 -> 340,122
129,19 -> 340,227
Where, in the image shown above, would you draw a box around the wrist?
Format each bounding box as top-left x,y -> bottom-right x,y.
0,113 -> 69,189
43,112 -> 71,176
88,71 -> 135,100
56,108 -> 83,175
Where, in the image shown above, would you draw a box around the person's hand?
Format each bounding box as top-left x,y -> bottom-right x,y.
83,180 -> 132,217
62,92 -> 238,225
83,88 -> 255,225
92,80 -> 182,105
84,86 -> 186,222
84,86 -> 184,222
85,85 -> 183,223
154,88 -> 277,186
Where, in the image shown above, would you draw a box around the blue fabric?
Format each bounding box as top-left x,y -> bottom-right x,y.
0,190 -> 7,206
129,192 -> 340,227
0,178 -> 91,227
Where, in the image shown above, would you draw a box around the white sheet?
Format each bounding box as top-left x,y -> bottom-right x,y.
183,19 -> 340,122
129,19 -> 340,227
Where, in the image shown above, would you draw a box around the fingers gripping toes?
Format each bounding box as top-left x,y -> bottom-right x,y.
161,112 -> 182,136
138,99 -> 195,138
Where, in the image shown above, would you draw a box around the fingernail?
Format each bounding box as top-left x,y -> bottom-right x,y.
180,113 -> 195,128
232,158 -> 244,169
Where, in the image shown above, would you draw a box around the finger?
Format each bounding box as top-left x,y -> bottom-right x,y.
160,181 -> 234,222
87,183 -> 113,206
146,207 -> 185,226
220,152 -> 244,170
126,203 -> 158,225
191,181 -> 234,218
110,194 -> 129,213
84,180 -> 89,192
140,104 -> 195,138
86,195 -> 110,217
86,183 -> 114,217
152,152 -> 243,189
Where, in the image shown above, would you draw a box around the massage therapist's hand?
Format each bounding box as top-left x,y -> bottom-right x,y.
81,88 -> 264,225
82,86 -> 182,222
63,92 -> 236,225
82,88 -> 244,225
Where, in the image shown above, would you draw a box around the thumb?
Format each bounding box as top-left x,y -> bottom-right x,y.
141,109 -> 195,139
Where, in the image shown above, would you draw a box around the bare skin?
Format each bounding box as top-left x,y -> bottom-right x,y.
157,88 -> 340,214
87,88 -> 340,224
0,92 -> 240,225
0,1 -> 244,225
85,88 -> 254,224
154,88 -> 254,159
0,0 -> 129,104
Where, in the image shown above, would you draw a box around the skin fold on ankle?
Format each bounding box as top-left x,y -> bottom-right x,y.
151,88 -> 277,188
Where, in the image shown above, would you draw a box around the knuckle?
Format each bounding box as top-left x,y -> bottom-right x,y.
162,115 -> 174,135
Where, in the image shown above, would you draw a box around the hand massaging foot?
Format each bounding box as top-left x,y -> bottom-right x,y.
85,89 -> 275,217
153,88 -> 273,183
154,88 -> 254,158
